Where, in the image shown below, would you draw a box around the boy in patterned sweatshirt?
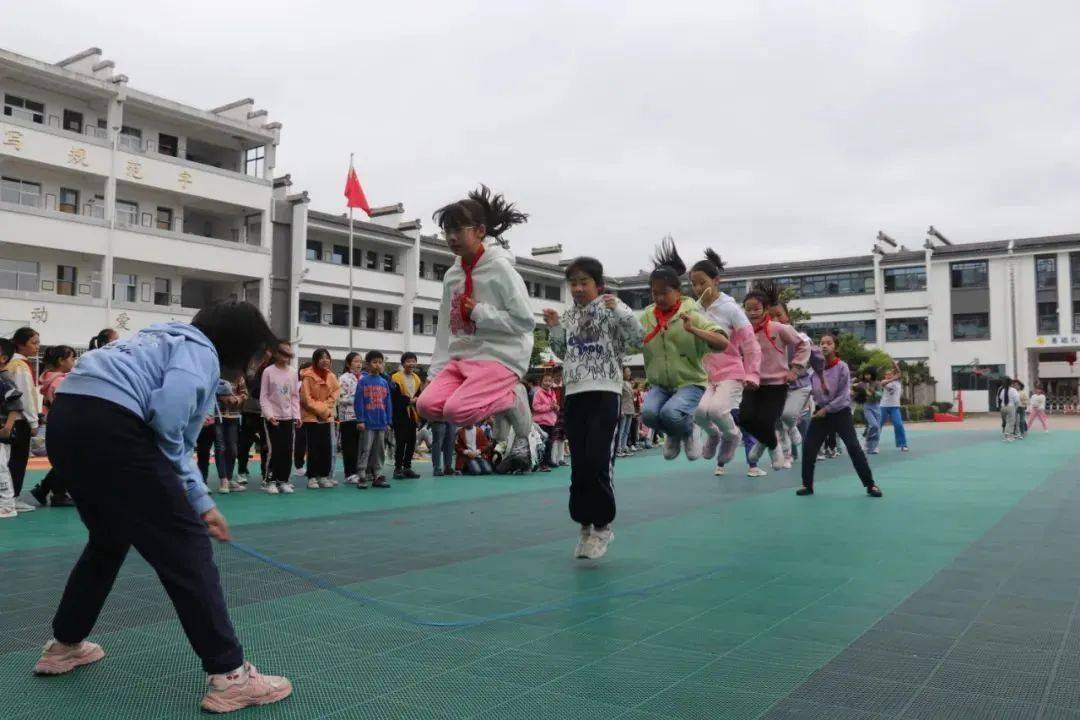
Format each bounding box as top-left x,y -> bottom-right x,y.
544,257 -> 644,560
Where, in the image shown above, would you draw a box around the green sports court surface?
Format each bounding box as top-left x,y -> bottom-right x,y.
3,426 -> 1080,719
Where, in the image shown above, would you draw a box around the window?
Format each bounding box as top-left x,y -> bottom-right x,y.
244,146 -> 266,177
365,308 -> 377,329
331,304 -> 349,326
775,270 -> 874,298
1038,302 -> 1059,335
950,260 -> 988,289
155,207 -> 173,231
59,188 -> 79,214
951,364 -> 1005,391
4,94 -> 44,124
62,110 -> 83,134
383,310 -> 394,331
799,320 -> 876,343
717,282 -> 747,302
366,251 -> 378,270
1,177 -> 41,207
0,258 -> 39,292
352,306 -> 362,328
118,126 -> 142,152
88,270 -> 102,298
154,277 -> 171,306
885,317 -> 928,342
299,299 -> 321,323
158,133 -> 178,157
413,312 -> 424,335
952,312 -> 990,340
618,289 -> 652,311
544,284 -> 562,301
331,245 -> 348,265
306,241 -> 321,261
383,254 -> 396,273
529,281 -> 543,298
56,266 -> 77,296
112,273 -> 137,302
115,200 -> 138,226
419,260 -> 426,278
1036,255 -> 1058,335
884,266 -> 927,292
433,263 -> 449,281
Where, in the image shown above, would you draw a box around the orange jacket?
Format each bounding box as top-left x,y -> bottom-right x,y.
300,366 -> 340,424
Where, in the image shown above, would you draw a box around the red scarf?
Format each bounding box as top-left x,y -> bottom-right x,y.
825,355 -> 841,369
460,245 -> 485,323
312,365 -> 330,381
643,302 -> 682,345
752,316 -> 784,354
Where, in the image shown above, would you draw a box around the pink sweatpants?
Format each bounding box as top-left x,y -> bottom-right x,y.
1027,408 -> 1049,431
418,359 -> 519,427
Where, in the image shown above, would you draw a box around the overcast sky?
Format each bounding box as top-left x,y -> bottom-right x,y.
7,1 -> 1080,274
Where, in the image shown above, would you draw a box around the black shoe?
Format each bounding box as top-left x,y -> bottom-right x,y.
403,469 -> 420,479
372,475 -> 391,488
795,487 -> 814,496
866,485 -> 883,498
50,493 -> 76,507
29,484 -> 48,507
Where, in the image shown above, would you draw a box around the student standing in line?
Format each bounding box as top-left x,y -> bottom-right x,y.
616,367 -> 636,457
389,353 -> 423,480
997,377 -> 1020,441
299,349 -> 340,489
3,327 -> 40,513
688,248 -> 761,474
236,360 -> 268,487
797,334 -> 882,498
1027,384 -> 1049,432
879,361 -> 909,451
260,342 -> 301,494
855,369 -> 883,455
1014,380 -> 1029,439
355,351 -> 393,489
337,352 -> 363,485
545,256 -> 644,560
639,239 -> 729,461
35,302 -> 292,712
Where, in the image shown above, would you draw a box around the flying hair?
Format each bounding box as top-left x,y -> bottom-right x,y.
747,279 -> 782,308
433,185 -> 529,248
690,247 -> 725,279
649,236 -> 687,293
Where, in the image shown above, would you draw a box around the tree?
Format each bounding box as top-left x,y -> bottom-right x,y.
530,327 -> 551,368
779,286 -> 810,325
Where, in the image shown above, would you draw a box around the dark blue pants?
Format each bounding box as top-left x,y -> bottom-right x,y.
46,394 -> 243,674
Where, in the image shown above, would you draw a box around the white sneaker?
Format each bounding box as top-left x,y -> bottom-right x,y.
663,435 -> 681,460
684,431 -> 702,461
219,481 -> 230,494
574,526 -> 590,559
280,483 -> 295,494
714,465 -> 726,476
264,483 -> 279,494
346,474 -> 359,485
237,474 -> 250,486
307,478 -> 320,489
747,467 -> 768,478
782,458 -> 793,470
14,501 -> 35,513
0,506 -> 16,519
584,527 -> 614,559
228,480 -> 246,492
317,477 -> 335,489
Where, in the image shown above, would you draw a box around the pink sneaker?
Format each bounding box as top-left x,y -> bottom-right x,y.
32,639 -> 105,675
200,662 -> 292,713
702,432 -> 722,460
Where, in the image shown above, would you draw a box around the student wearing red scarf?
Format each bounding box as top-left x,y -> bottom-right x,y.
798,334 -> 881,497
639,240 -> 729,462
416,186 -> 537,475
299,348 -> 340,489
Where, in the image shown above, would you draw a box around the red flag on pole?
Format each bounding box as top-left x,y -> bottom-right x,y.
344,166 -> 371,215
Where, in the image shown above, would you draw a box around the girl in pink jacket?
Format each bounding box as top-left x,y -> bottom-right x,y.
532,374 -> 559,471
688,249 -> 762,475
738,282 -> 809,475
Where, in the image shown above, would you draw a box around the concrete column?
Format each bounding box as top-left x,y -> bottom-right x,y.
264,143 -> 277,180
1058,251 -> 1072,336
103,94 -> 123,326
402,237 -> 420,352
873,253 -> 884,347
290,200 -> 309,343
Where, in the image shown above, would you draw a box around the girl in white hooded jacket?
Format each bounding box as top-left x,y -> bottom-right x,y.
417,186 -> 536,474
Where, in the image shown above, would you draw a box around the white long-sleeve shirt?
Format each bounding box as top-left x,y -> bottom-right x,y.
7,354 -> 39,428
1029,393 -> 1046,411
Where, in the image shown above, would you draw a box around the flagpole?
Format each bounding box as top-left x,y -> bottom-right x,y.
348,152 -> 355,353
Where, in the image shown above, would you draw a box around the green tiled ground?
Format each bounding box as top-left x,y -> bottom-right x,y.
1,428 -> 1075,719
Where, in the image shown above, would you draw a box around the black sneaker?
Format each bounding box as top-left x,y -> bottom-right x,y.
402,469 -> 420,479
496,438 -> 531,475
866,485 -> 883,498
392,469 -> 405,480
50,494 -> 76,507
356,477 -> 371,489
372,475 -> 391,488
795,487 -> 814,496
29,484 -> 48,507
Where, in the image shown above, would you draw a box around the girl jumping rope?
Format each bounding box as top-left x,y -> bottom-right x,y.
417,185 -> 536,474
688,249 -> 761,475
639,239 -> 729,461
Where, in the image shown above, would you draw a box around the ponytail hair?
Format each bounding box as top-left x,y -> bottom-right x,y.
690,247 -> 725,279
44,345 -> 76,369
433,184 -> 528,248
649,236 -> 686,292
745,278 -> 780,308
88,328 -> 116,350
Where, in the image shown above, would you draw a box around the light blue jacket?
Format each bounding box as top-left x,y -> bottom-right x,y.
58,323 -> 220,515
